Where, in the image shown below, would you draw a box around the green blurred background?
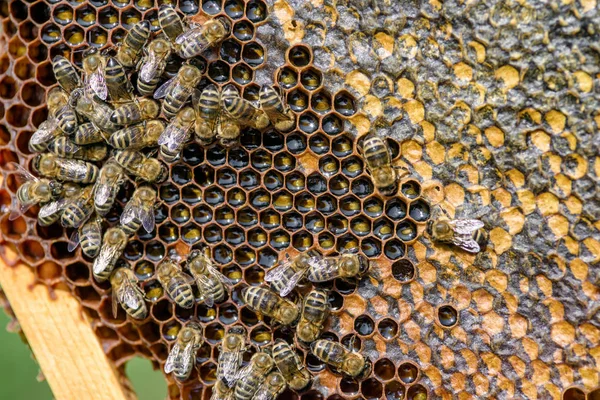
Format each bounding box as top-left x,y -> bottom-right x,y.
0,308 -> 167,399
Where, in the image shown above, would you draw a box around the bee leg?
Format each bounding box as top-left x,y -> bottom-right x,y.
393,165 -> 410,180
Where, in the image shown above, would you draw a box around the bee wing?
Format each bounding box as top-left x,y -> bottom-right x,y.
153,76 -> 176,99
164,343 -> 182,374
307,258 -> 339,282
175,25 -> 202,45
67,228 -> 81,252
449,219 -> 485,234
93,242 -> 122,275
450,234 -> 481,253
207,264 -> 233,286
112,285 -> 120,319
29,119 -> 58,146
140,52 -> 161,82
234,362 -> 252,380
8,197 -> 32,221
120,198 -> 141,226
8,162 -> 38,183
94,184 -> 112,206
158,123 -> 189,152
264,260 -> 293,282
88,70 -> 108,100
195,274 -> 215,307
139,207 -> 155,233
280,269 -> 306,297
38,197 -> 68,219
219,350 -> 244,385
253,385 -> 275,400
54,158 -> 93,182
179,340 -> 196,374
262,107 -> 293,124
119,281 -> 143,310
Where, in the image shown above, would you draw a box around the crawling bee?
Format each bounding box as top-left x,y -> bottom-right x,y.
29,87 -> 78,152
110,268 -> 147,320
194,84 -> 224,146
114,149 -> 168,183
137,38 -> 171,97
37,183 -> 81,226
71,89 -> 118,134
61,185 -> 94,228
311,338 -> 371,378
111,98 -> 161,126
186,249 -> 232,307
307,253 -> 369,283
93,226 -> 129,282
264,252 -> 321,297
104,57 -> 134,103
158,4 -> 184,43
52,55 -> 81,94
233,352 -> 274,400
297,289 -> 329,343
426,217 -> 487,253
120,186 -> 156,235
253,371 -> 287,400
165,322 -> 204,381
154,64 -> 203,118
158,106 -> 195,162
46,138 -> 108,162
8,163 -> 63,221
272,339 -> 311,391
259,85 -> 296,132
82,47 -> 108,100
176,17 -> 230,59
116,20 -> 150,68
216,326 -> 247,387
68,214 -> 102,258
33,153 -> 98,184
109,120 -> 165,150
73,123 -> 106,145
361,135 -> 401,196
210,380 -> 234,400
241,287 -> 299,326
222,84 -> 269,131
92,159 -> 125,216
156,257 -> 195,309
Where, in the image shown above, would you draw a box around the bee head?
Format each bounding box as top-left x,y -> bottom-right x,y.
252,352 -> 273,371
297,321 -> 317,343
48,180 -> 64,199
280,304 -> 299,325
357,254 -> 370,276
141,99 -> 161,119
111,269 -> 126,285
180,65 -> 202,85
227,325 -> 246,336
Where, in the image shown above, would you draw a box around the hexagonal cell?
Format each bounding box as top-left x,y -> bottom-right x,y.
213,244 -> 233,264
98,6 -> 118,28
322,113 -> 344,136
120,8 -> 141,28
301,67 -> 323,90
334,91 -> 356,116
215,206 -> 235,225
285,172 -> 305,193
401,180 -> 421,199
34,60 -> 54,86
75,5 -> 96,26
30,1 -> 51,24
391,259 -> 414,281
246,0 -> 267,22
384,239 -> 406,260
64,25 -> 84,46
195,164 -> 215,186
354,314 -> 375,336
308,134 -> 330,155
363,197 -> 383,218
362,378 -> 383,399
202,0 -> 221,14
286,133 -> 306,154
233,20 -> 255,41
226,187 -> 246,207
396,220 -> 417,242
270,229 -> 290,249
319,156 -> 339,177
288,88 -> 309,112
9,0 -> 28,21
31,107 -> 49,128
292,230 -> 313,251
49,42 -> 70,60
385,381 -> 406,400
406,384 -> 428,400
21,82 -> 45,107
237,207 -> 258,227
377,319 -> 399,341
243,83 -> 260,102
231,63 -> 253,85
288,44 -> 312,67
437,304 -> 458,328
220,39 -> 241,64
88,26 -> 108,47
385,198 -> 407,220
207,60 -> 230,82
8,36 -> 26,59
0,76 -> 17,100
264,170 -> 284,191
6,105 -> 30,128
274,152 -> 296,172
242,42 -> 265,67
398,361 -> 419,385
53,4 -> 74,25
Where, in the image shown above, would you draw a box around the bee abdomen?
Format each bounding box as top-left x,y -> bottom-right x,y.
123,302 -> 147,320
56,108 -> 78,134
169,283 -> 195,309
125,21 -> 150,51
137,77 -> 160,97
233,373 -> 262,400
61,202 -> 93,228
80,231 -> 101,258
163,96 -> 183,119
74,123 -> 105,145
52,56 -> 81,94
158,5 -> 184,42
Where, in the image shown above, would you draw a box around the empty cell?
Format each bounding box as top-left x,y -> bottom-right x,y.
378,319 -> 399,340
398,362 -> 419,385
437,305 -> 458,328
361,378 -> 383,400
9,0 -> 28,21
8,37 -> 27,58
19,57 -> 38,81
18,21 -> 38,42
27,41 -> 47,63
6,105 -> 30,128
21,82 -> 45,106
0,76 -> 17,99
391,259 -> 414,281
30,1 -> 51,24
202,0 -> 221,14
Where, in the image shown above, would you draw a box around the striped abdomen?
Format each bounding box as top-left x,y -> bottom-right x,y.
138,71 -> 161,96
270,264 -> 304,295
302,289 -> 328,324
105,58 -> 133,102
163,86 -> 190,118
61,198 -> 93,228
74,123 -> 105,145
233,370 -> 264,400
363,137 -> 391,169
158,6 -> 184,42
310,340 -> 346,368
80,222 -> 101,258
198,274 -> 225,304
124,21 -> 150,52
16,182 -> 37,207
52,56 -> 81,94
122,299 -> 147,320
241,287 -> 278,316
55,106 -> 78,134
166,277 -> 195,309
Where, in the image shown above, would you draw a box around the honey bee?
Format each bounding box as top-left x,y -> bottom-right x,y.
253,371 -> 287,400
52,55 -> 82,94
259,85 -> 296,132
176,17 -> 230,59
241,287 -> 299,326
216,326 -> 247,387
233,352 -> 274,400
46,138 -> 108,162
68,214 -> 102,258
297,289 -> 329,343
82,47 -> 108,100
307,253 -> 369,283
264,252 -> 321,297
114,149 -> 167,183
361,135 -> 401,196
116,20 -> 150,68
137,38 -> 171,97
158,5 -> 184,43
111,98 -> 161,126
92,160 -> 125,216
310,338 -> 371,378
71,89 -> 118,134
158,106 -> 195,162
120,185 -> 156,235
37,183 -> 81,226
60,185 -> 94,228
156,257 -> 195,309
186,249 -> 232,307
8,163 -> 64,221
210,380 -> 234,400
426,217 -> 487,253
105,57 -> 134,103
33,153 -> 98,184
193,84 -> 221,146
222,84 -> 269,130
272,339 -> 311,391
154,64 -> 203,118
165,322 -> 204,381
110,267 -> 147,320
93,226 -> 129,282
29,88 -> 78,152
73,123 -> 106,145
109,120 -> 166,150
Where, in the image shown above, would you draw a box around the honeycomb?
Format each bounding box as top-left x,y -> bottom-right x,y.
0,0 -> 599,399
